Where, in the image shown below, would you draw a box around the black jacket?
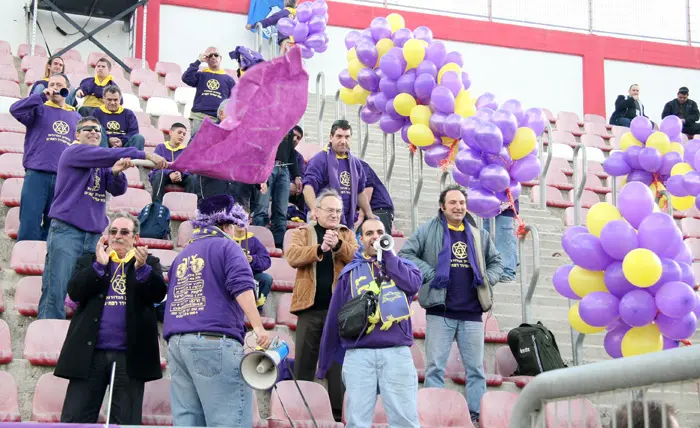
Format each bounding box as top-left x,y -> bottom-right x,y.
609,95 -> 647,124
275,131 -> 301,180
54,253 -> 167,381
662,99 -> 700,124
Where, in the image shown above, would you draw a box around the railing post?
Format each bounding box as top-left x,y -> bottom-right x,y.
30,0 -> 39,56
518,225 -> 541,323
571,143 -> 588,366
408,150 -> 424,233
539,123 -> 553,210
255,22 -> 264,53
357,107 -> 369,159
610,175 -> 617,206
335,90 -> 346,120
440,171 -> 450,192
315,72 -> 325,148
384,133 -> 396,192
686,0 -> 692,45
657,189 -> 675,217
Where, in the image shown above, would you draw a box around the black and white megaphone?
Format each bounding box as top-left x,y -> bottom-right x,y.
240,337 -> 290,390
373,233 -> 394,263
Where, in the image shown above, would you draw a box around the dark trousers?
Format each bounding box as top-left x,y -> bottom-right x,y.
198,175 -> 237,201
150,171 -> 198,203
295,309 -> 344,419
232,182 -> 263,216
18,169 -> 56,241
683,122 -> 700,136
374,208 -> 394,235
61,350 -> 145,424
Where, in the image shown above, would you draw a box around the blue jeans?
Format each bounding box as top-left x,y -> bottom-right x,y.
101,133 -> 146,150
168,333 -> 253,427
18,169 -> 56,241
612,117 -> 632,127
424,315 -> 486,418
484,214 -> 517,281
252,165 -> 290,248
342,346 -> 419,428
39,219 -> 100,319
254,272 -> 272,302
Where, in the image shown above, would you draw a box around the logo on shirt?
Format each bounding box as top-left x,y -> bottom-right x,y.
340,171 -> 351,187
171,255 -> 207,319
107,121 -> 121,131
452,241 -> 467,259
84,169 -> 106,203
52,120 -> 70,135
206,79 -> 221,91
112,274 -> 127,295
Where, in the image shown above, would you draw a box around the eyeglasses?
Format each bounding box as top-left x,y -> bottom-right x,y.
78,126 -> 102,133
207,53 -> 221,58
109,228 -> 133,236
319,208 -> 342,215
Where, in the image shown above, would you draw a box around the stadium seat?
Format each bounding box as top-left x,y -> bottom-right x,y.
269,381 -> 343,428
550,130 -> 576,147
123,57 -> 150,70
555,119 -> 581,136
18,44 -> 46,58
134,111 -> 154,128
540,107 -> 555,123
109,187 -> 151,215
585,173 -> 610,194
687,238 -> 700,261
164,72 -> 186,90
112,75 -> 133,94
0,96 -> 16,114
581,134 -> 608,151
484,313 -> 508,343
0,319 -> 12,363
14,275 -> 75,317
155,61 -> 181,76
139,81 -> 169,100
0,371 -> 21,421
123,166 -> 144,189
0,284 -> 3,313
4,206 -> 18,238
0,41 -> 10,55
122,93 -> 143,112
681,217 -> 700,239
584,113 -> 606,125
545,169 -> 572,191
445,342 -> 466,384
0,153 -> 24,178
174,87 -> 196,105
146,97 -> 180,117
66,72 -> 89,87
130,69 -> 159,86
249,225 -> 283,257
137,234 -> 174,250
611,125 -> 629,138
157,115 -> 190,134
295,142 -> 322,162
584,122 -> 611,140
88,52 -> 107,67
148,249 -> 178,280
411,301 -> 426,338
0,133 -> 24,154
141,126 -> 166,147
545,398 -> 602,428
557,111 -> 580,123
576,189 -> 602,209
183,101 -> 193,118
480,391 -> 518,427
63,59 -> 87,75
23,68 -> 44,87
270,258 -> 296,292
0,53 -> 12,66
177,221 -> 194,248
30,373 -> 69,422
530,185 -> 572,208
410,343 -> 426,381
549,143 -> 574,161
586,160 -> 608,179
24,319 -> 69,365
163,192 -> 197,221
0,65 -> 19,83
276,292 -> 298,330
418,388 -> 474,427
564,207 -> 589,226
584,147 -> 606,165
20,55 -> 46,72
0,81 -> 20,99
141,378 -> 172,425
393,236 -> 406,252
0,177 -> 22,206
494,346 -> 518,377
11,240 -> 46,274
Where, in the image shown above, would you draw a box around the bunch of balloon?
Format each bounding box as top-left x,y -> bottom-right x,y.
277,0 -> 329,59
662,137 -> 700,212
554,181 -> 698,358
603,115 -> 687,209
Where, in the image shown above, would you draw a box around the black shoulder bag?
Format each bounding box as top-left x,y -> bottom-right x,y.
338,291 -> 378,339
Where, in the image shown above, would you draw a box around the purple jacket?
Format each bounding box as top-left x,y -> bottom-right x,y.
148,142 -> 191,180
92,106 -> 139,145
232,233 -> 271,275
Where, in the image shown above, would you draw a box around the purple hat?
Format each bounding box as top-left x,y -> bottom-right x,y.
229,46 -> 265,71
193,195 -> 248,228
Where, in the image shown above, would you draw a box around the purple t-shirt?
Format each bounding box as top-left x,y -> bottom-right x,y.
337,158 -> 352,224
360,160 -> 393,211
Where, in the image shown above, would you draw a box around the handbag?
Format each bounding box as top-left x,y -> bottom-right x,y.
338,291 -> 378,339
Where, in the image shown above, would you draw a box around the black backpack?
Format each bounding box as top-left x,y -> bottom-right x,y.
138,202 -> 171,240
507,322 -> 567,376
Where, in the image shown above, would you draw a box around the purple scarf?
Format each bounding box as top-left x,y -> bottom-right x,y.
431,213 -> 483,289
326,146 -> 359,226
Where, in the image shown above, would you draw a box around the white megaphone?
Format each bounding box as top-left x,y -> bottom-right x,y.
373,233 -> 394,263
240,338 -> 290,390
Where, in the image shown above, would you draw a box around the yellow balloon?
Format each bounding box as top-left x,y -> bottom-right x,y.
376,38 -> 394,59
646,131 -> 671,155
568,266 -> 607,298
671,195 -> 695,211
393,93 -> 416,117
621,324 -> 663,357
622,248 -> 662,287
386,13 -> 405,33
437,63 -> 462,84
348,58 -> 365,80
669,142 -> 685,156
568,302 -> 606,334
455,90 -> 476,117
353,85 -> 370,104
410,105 -> 432,126
455,102 -> 476,118
620,132 -> 643,151
347,47 -> 357,62
339,87 -> 356,105
403,39 -> 426,69
508,127 -> 537,161
407,124 -> 435,147
586,202 -> 622,238
671,162 -> 693,176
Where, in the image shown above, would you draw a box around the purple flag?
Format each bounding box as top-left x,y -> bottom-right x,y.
171,47 -> 309,184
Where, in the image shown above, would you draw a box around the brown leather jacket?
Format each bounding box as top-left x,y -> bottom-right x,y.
286,222 -> 358,314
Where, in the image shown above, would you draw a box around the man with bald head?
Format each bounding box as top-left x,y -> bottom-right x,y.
182,46 -> 236,135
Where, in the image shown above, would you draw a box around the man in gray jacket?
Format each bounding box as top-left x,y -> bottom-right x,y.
398,185 -> 503,425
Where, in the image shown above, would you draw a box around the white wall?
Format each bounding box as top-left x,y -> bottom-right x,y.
604,60 -> 700,124
0,0 -> 131,60
160,5 -> 583,115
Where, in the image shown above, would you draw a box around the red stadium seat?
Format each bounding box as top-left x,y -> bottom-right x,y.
0,81 -> 20,99
545,169 -> 572,191
445,342 -> 465,384
276,292 -> 298,330
551,157 -> 574,176
341,396 -> 387,426
484,313 -> 508,343
139,81 -> 169,100
20,55 -> 46,72
141,378 -> 172,426
495,346 -> 518,377
24,319 -> 69,366
249,225 -> 283,257
4,206 -> 18,238
545,398 -> 602,428
130,69 -> 159,86
586,160 -> 608,179
0,54 -> 13,68
0,114 -> 25,133
584,122 -> 611,140
30,373 -> 69,422
0,177 -> 22,206
554,119 -> 582,136
530,185 -> 572,208
14,275 -> 74,317
410,343 -> 425,381
164,72 -> 186,90
480,391 -> 519,427
687,238 -> 700,261
123,57 -> 150,70
176,221 -> 194,248
0,283 -> 4,313
0,65 -> 19,83
418,388 -> 474,427
141,126 -> 166,147
155,61 -> 181,77
123,166 -> 144,189
88,52 -> 106,67
576,190 -> 602,209
163,192 -> 197,221
411,301 -> 426,338
0,41 -> 10,55
296,142 -> 322,162
137,236 -> 174,250
134,111 -> 154,128
393,237 -> 406,252
0,132 -> 25,154
0,371 -> 21,421
585,173 -> 610,194
109,187 -> 151,215
11,240 -> 46,274
269,381 -> 343,428
564,207 -> 589,227
66,72 -> 89,88
550,130 -> 577,147
0,153 -> 24,178
0,319 -> 12,364
157,115 -> 190,134
269,258 -> 296,292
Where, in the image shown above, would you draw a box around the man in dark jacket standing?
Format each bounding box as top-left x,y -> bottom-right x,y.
662,86 -> 700,135
56,212 -> 167,424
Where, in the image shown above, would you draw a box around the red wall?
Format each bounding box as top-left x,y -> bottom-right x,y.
137,0 -> 700,116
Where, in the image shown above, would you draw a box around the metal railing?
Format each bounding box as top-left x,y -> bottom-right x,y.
538,123 -> 553,210
658,189 -> 675,217
408,149 -> 424,233
383,133 -> 396,193
570,143 -> 588,366
254,23 -> 280,59
335,90 -> 346,120
315,72 -> 325,148
518,225 -> 541,324
357,107 -> 370,159
439,170 -> 450,192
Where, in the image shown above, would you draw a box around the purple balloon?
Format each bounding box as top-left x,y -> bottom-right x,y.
467,186 -> 501,217
413,26 -> 433,43
312,0 -> 328,16
618,181 -> 655,229
638,212 -> 684,259
392,28 -> 413,48
425,42 -> 447,68
361,28 -> 373,40
605,324 -> 631,358
599,220 -> 639,260
659,152 -> 682,176
475,108 -> 495,123
384,98 -> 404,121
370,17 -> 392,41
424,144 -> 451,168
666,174 -> 690,197
416,60 -> 438,78
277,17 -> 296,36
476,93 -> 498,110
656,312 -> 698,341
296,2 -> 313,22
299,44 -> 315,59
669,133 -> 683,143
373,92 -> 389,114
500,99 -> 525,124
630,116 -> 653,143
676,241 -> 693,266
305,32 -> 326,49
378,114 -> 405,134
443,114 -> 462,140
473,121 -> 503,155
685,139 -> 700,164
444,51 -> 464,67
627,169 -> 653,186
684,172 -> 700,195
460,117 -> 481,146
455,147 -> 485,176
379,54 -> 404,80
509,180 -> 522,200
356,40 -> 379,68
453,168 -> 476,187
491,110 -> 519,145
679,262 -> 695,287
441,71 -> 462,97
695,150 -> 700,172
563,232 -> 614,271
400,123 -> 410,144
623,146 -> 642,170
338,70 -> 356,90
656,281 -> 697,318
479,164 -> 510,192
605,262 -> 637,299
429,112 -> 447,136
660,115 -> 683,136
619,289 -> 657,327
315,40 -> 328,53
553,264 -> 578,299
379,77 -> 400,99
663,336 -> 681,349
360,106 -> 382,124
293,22 -> 310,43
307,15 -> 327,34
638,147 -> 662,173
521,108 -> 547,136
580,291 -> 620,327
430,86 -> 456,114
648,258 -> 683,295
414,74 -> 436,103
509,154 -> 541,182
603,152 -> 632,176
396,70 -> 417,97
356,68 -> 379,92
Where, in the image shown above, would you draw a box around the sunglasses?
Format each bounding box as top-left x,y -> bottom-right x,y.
109,228 -> 133,236
78,126 -> 102,133
207,53 -> 221,58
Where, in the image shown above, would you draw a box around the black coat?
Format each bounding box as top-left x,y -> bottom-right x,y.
662,99 -> 700,124
54,253 -> 167,381
609,95 -> 647,124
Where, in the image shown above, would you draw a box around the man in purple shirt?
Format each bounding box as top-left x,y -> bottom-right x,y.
149,123 -> 197,203
75,57 -> 117,116
92,85 -> 144,150
55,212 -> 166,424
38,116 -> 168,320
356,159 -> 394,233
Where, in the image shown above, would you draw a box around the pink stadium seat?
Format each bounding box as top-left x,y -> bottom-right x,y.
296,142 -> 322,162
130,69 -> 159,86
581,134 -> 608,151
18,45 -> 46,59
134,111 -> 154,128
584,113 -> 606,125
418,388 -> 474,427
244,314 -> 276,330
0,153 -> 24,178
112,76 -> 133,94
545,398 -> 602,428
611,125 -> 629,138
480,391 -> 518,427
554,119 -> 581,136
551,157 -> 573,176
155,61 -> 181,77
0,319 -> 12,363
577,190 -> 602,209
0,81 -> 20,98
249,225 -> 283,257
530,185 -> 572,208
123,57 -> 150,70
142,378 -> 172,426
584,122 -> 611,140
557,111 -> 580,124
1,177 -> 22,206
392,229 -> 404,237
157,115 -> 190,133
546,169 -> 572,191
20,55 -> 46,72
269,381 -> 343,428
445,342 -> 466,383
164,72 -> 186,90
410,343 -> 425,382
564,207 -> 589,227
682,218 -> 700,239
585,173 -> 610,194
14,275 -> 74,317
411,301 -> 426,338
586,160 -> 608,179
139,81 -> 169,100
163,192 -> 197,221
30,373 -> 69,422
63,59 -> 87,75
149,249 -> 178,281
0,371 -> 21,421
123,166 -> 144,189
270,257 -> 296,292
0,114 -> 25,133
24,319 -> 69,365
0,65 -> 19,83
693,263 -> 700,286
137,236 -> 174,250
88,52 -> 106,67
177,221 -> 194,248
141,126 -> 166,147
341,396 -> 387,426
0,54 -> 13,68
66,72 -> 89,88
494,346 -> 518,377
484,313 -> 508,343
687,238 -> 700,261
276,292 -> 298,330
11,240 -> 46,274
59,49 -> 81,61
0,41 -> 10,55
4,206 -> 18,238
541,108 -> 555,123
108,187 -> 151,215
22,70 -> 42,87
550,130 -> 576,147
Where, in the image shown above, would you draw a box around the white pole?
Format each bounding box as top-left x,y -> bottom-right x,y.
30,0 -> 39,56
141,4 -> 148,68
104,361 -> 117,427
